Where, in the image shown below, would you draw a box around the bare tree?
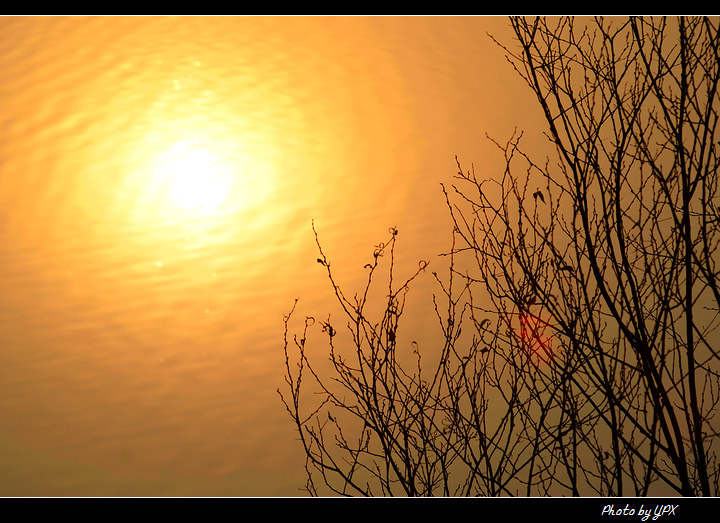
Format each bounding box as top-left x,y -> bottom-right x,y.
279,16 -> 720,496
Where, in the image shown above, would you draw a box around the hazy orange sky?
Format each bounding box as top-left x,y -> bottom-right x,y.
0,16 -> 552,496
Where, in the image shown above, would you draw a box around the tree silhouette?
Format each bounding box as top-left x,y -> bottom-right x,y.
279,16 -> 720,496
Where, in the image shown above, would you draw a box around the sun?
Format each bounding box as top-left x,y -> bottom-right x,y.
127,133 -> 278,235
152,141 -> 235,213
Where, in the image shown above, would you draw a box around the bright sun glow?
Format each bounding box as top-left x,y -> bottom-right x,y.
153,141 -> 235,213
126,131 -> 278,241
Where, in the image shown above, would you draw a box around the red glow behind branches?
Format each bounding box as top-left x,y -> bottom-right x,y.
517,313 -> 554,365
